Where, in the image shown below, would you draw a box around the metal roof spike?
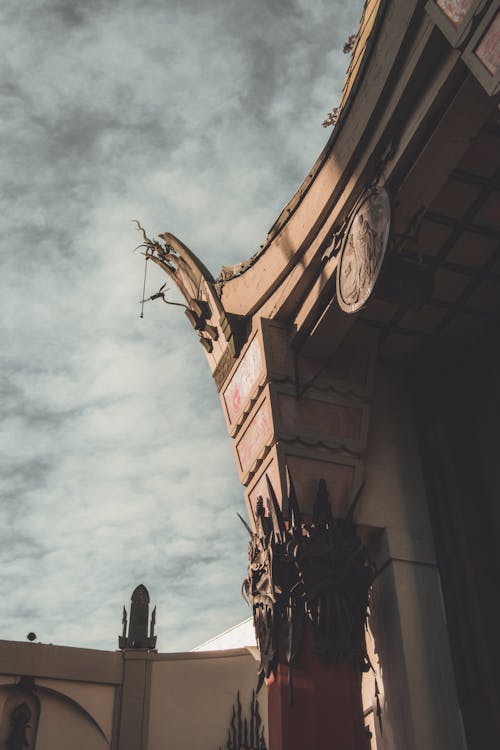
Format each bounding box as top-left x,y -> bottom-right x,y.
237,512 -> 254,538
266,474 -> 286,539
286,466 -> 301,533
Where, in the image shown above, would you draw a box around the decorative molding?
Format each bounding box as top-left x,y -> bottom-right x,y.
220,691 -> 267,750
244,443 -> 364,525
279,435 -> 364,458
6,702 -> 33,750
213,347 -> 236,392
242,472 -> 374,692
134,223 -> 245,368
337,186 -> 392,314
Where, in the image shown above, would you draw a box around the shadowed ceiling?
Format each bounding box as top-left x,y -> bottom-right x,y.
357,111 -> 500,367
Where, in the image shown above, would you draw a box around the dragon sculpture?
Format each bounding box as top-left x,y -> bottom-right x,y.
242,471 -> 374,693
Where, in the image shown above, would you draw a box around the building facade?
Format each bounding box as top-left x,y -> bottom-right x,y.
2,1 -> 499,747
139,1 -> 499,746
0,588 -> 267,750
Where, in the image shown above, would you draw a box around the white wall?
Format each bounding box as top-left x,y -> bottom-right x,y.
147,649 -> 267,750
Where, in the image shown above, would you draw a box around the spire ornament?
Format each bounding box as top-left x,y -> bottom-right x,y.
118,584 -> 157,650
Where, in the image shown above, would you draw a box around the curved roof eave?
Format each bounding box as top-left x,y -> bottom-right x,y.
217,0 -> 387,316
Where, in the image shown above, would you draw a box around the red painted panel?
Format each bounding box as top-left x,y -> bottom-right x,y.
278,393 -> 363,442
268,623 -> 370,750
436,0 -> 475,27
223,336 -> 263,422
236,400 -> 273,473
475,10 -> 500,75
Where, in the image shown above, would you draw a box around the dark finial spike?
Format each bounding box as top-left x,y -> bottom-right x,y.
256,670 -> 265,694
375,677 -> 383,735
286,466 -> 301,532
345,481 -> 365,523
230,704 -> 236,747
250,690 -> 256,746
255,497 -> 268,537
313,478 -> 332,526
237,512 -> 254,538
317,478 -> 329,503
236,691 -> 242,748
266,475 -> 286,539
244,716 -> 249,747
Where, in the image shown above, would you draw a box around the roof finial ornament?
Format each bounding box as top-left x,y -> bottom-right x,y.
133,220 -> 224,354
118,585 -> 157,650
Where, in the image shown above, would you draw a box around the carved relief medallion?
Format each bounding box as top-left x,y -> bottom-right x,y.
337,186 -> 391,313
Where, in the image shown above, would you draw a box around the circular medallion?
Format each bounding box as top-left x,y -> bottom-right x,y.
337,186 -> 391,313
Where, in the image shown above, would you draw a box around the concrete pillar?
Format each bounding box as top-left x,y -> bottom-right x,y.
359,368 -> 467,750
116,651 -> 150,750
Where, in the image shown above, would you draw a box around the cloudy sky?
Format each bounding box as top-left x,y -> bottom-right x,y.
0,0 -> 363,652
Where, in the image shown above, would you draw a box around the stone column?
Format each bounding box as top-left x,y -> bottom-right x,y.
357,369 -> 468,750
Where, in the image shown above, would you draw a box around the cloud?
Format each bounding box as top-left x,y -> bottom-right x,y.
0,0 -> 363,650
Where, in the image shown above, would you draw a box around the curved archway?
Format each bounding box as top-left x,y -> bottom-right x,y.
0,678 -> 110,748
